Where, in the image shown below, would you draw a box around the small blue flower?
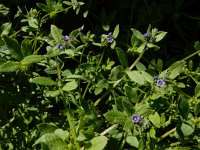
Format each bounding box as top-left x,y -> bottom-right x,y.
132,115 -> 141,123
106,32 -> 113,43
156,79 -> 165,87
107,37 -> 114,43
57,44 -> 63,50
143,33 -> 148,38
108,32 -> 112,36
63,35 -> 70,41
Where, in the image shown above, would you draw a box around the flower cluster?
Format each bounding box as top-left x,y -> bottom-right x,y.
57,35 -> 70,50
132,115 -> 144,123
105,32 -> 113,43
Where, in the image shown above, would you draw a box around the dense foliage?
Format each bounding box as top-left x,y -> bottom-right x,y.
0,0 -> 200,149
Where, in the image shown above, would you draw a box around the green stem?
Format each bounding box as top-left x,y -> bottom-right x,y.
82,81 -> 90,99
94,49 -> 146,106
157,127 -> 176,142
181,50 -> 200,61
100,124 -> 118,136
41,6 -> 72,23
66,110 -> 80,149
55,57 -> 79,149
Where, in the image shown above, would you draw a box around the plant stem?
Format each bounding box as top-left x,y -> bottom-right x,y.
181,50 -> 200,61
94,49 -> 146,106
157,127 -> 176,142
55,57 -> 79,149
100,124 -> 118,136
66,110 -> 80,149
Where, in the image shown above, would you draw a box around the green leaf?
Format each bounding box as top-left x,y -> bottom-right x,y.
115,96 -> 124,112
168,61 -> 186,79
127,70 -> 145,85
113,24 -> 119,39
28,18 -> 38,28
85,136 -> 108,150
178,96 -> 189,119
126,136 -> 139,148
148,112 -> 161,128
51,25 -> 63,44
147,43 -> 160,50
54,129 -> 69,141
149,128 -> 156,138
46,90 -> 61,97
194,102 -> 200,116
124,119 -> 134,130
3,35 -> 22,60
104,111 -> 127,125
122,97 -> 134,115
135,103 -> 153,116
136,42 -> 146,53
21,38 -> 32,57
21,55 -> 45,65
131,28 -> 145,42
195,83 -> 200,98
138,139 -> 145,150
177,82 -> 185,88
180,122 -> 194,136
141,71 -> 154,83
96,79 -> 109,88
37,123 -> 58,137
69,26 -> 83,39
155,31 -> 167,42
33,133 -> 67,150
194,41 -> 200,50
46,47 -> 60,58
30,77 -> 57,86
94,87 -> 103,95
62,80 -> 78,91
109,66 -> 124,81
157,59 -> 163,71
0,61 -> 21,72
124,85 -> 139,103
1,22 -> 12,36
115,47 -> 128,67
136,62 -> 146,71
36,3 -> 50,12
63,1 -> 72,6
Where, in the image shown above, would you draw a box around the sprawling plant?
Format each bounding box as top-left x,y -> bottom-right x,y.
0,0 -> 200,149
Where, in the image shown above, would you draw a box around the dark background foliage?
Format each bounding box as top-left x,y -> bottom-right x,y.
2,0 -> 200,65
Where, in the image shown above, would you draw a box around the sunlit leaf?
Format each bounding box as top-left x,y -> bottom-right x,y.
104,111 -> 127,125
85,136 -> 108,150
62,80 -> 78,91
30,77 -> 57,86
0,61 -> 21,72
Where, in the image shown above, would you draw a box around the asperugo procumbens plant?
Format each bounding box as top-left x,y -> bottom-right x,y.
1,1 -> 200,149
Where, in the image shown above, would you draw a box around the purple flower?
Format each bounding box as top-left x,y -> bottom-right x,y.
132,115 -> 141,123
107,37 -> 114,43
108,32 -> 112,36
156,79 -> 165,87
63,35 -> 70,41
143,33 -> 148,38
57,44 -> 63,50
106,32 -> 113,43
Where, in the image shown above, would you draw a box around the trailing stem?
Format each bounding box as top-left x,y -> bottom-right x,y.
94,49 -> 146,106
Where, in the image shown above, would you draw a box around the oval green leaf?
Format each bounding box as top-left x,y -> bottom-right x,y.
30,77 -> 57,86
